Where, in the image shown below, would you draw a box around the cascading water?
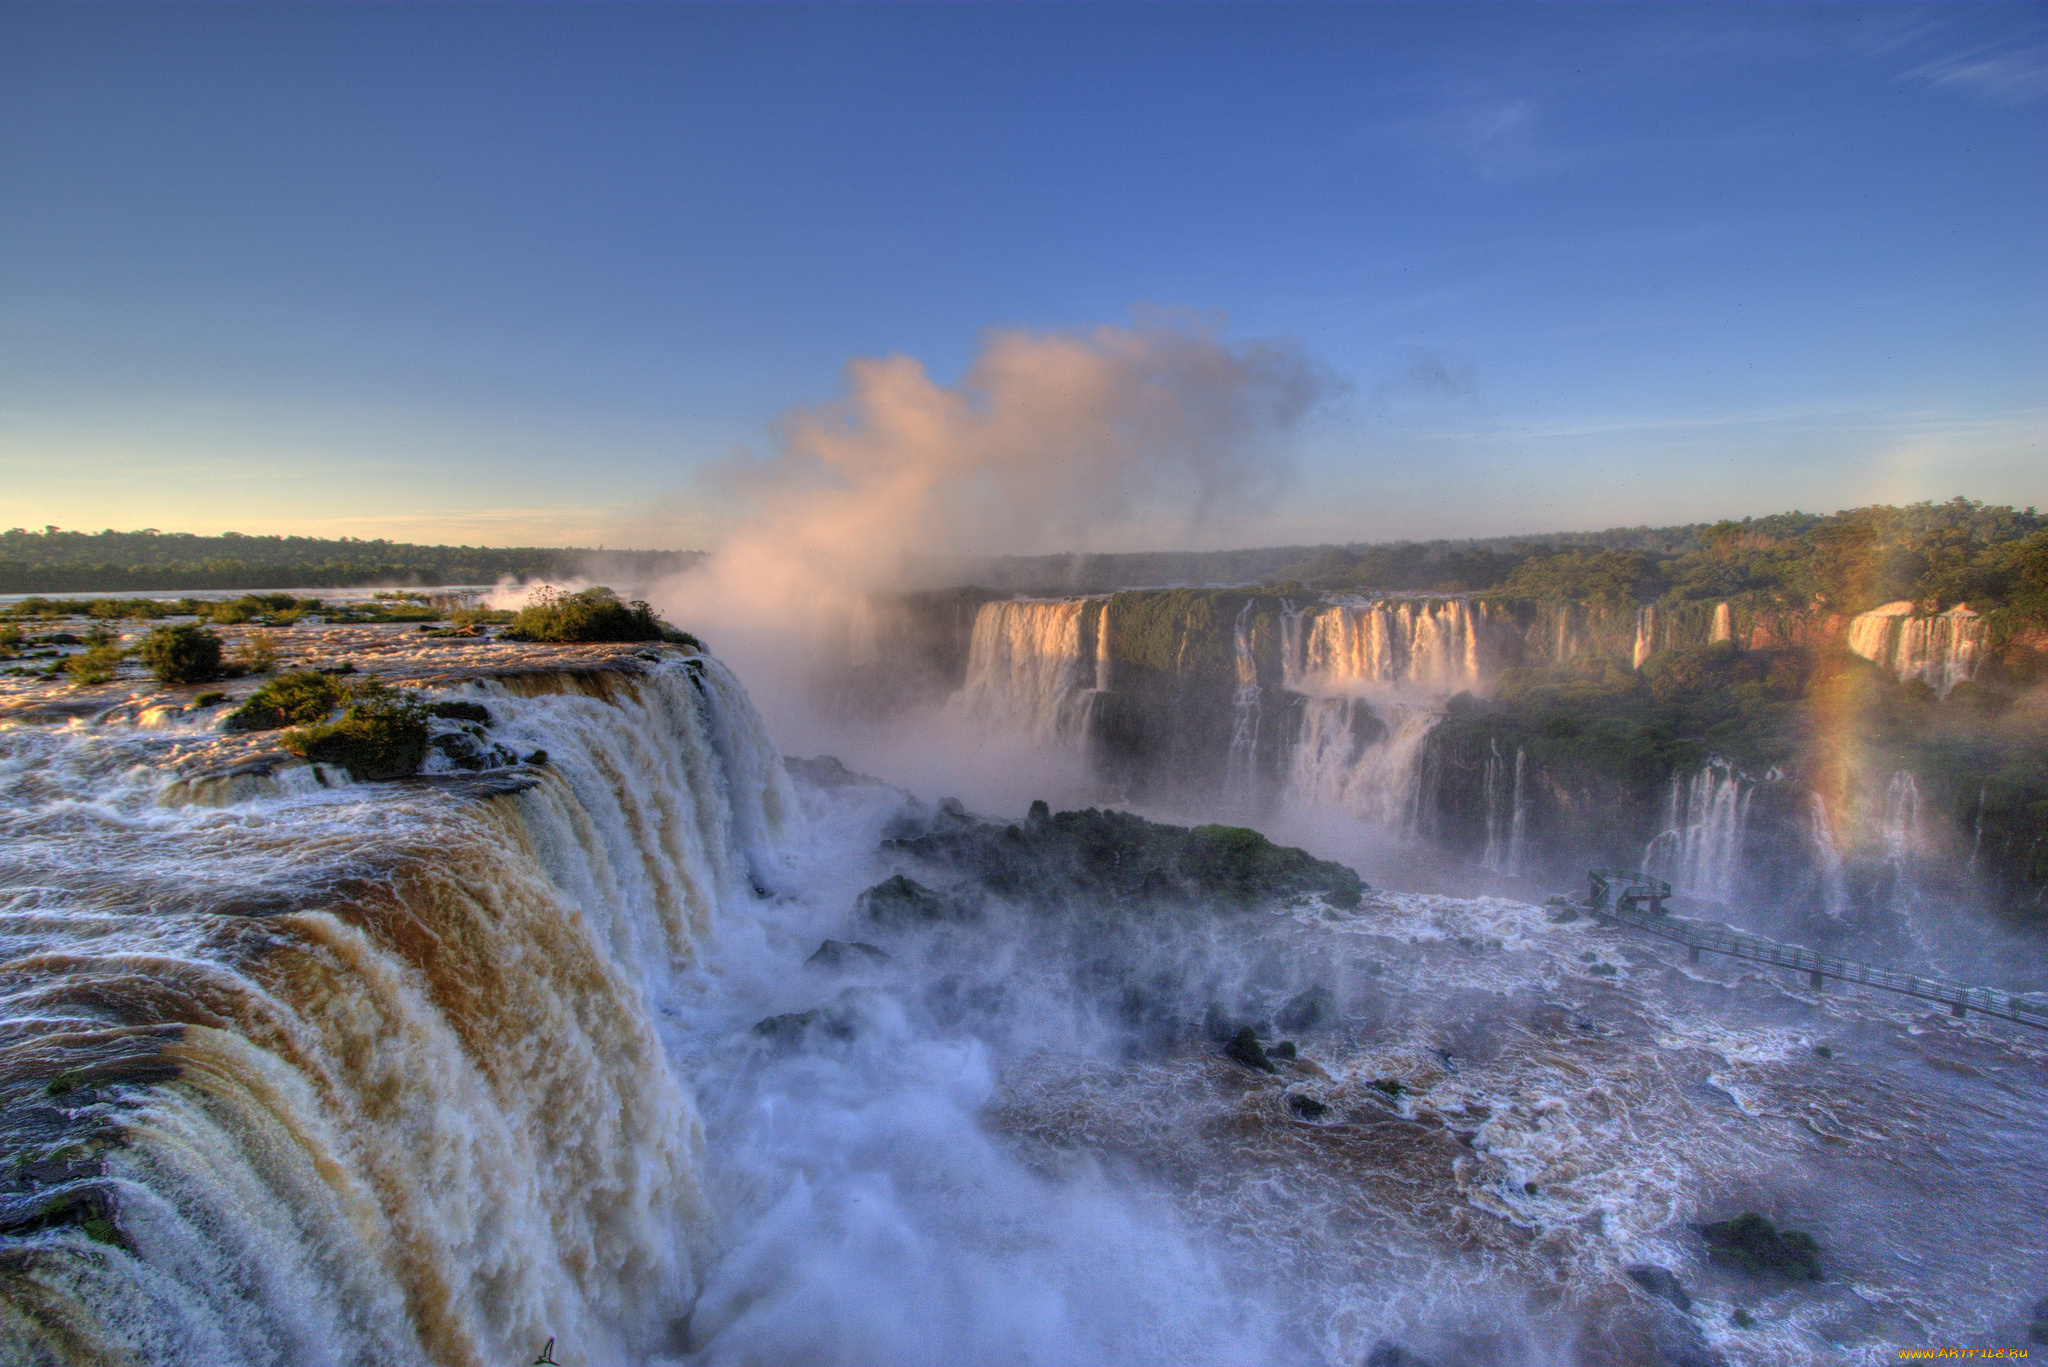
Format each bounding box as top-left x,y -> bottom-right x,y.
1223,600 -> 1263,795
1643,760 -> 1754,903
1806,791 -> 1849,918
1631,605 -> 1657,669
1846,602 -> 1986,698
1282,597 -> 1490,697
954,600 -> 1101,746
0,654 -> 796,1367
1478,742 -> 1529,876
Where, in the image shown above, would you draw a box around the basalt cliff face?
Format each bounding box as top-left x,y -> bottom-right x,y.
832,589 -> 2046,919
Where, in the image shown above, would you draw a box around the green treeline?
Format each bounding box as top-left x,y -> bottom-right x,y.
971,500 -> 2048,628
0,528 -> 703,593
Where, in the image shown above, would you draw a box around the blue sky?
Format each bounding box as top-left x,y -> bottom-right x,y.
2,3 -> 2042,550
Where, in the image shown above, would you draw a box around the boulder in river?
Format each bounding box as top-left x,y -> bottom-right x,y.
1276,985 -> 1339,1033
1693,1212 -> 1822,1281
1223,1025 -> 1275,1073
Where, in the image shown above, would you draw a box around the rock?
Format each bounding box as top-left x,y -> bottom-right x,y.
1276,986 -> 1339,1033
1627,1264 -> 1693,1313
751,1007 -> 857,1050
857,874 -> 971,926
1369,1078 -> 1406,1098
805,940 -> 892,971
1267,1040 -> 1296,1060
1286,1092 -> 1331,1121
1223,1025 -> 1275,1073
426,699 -> 491,724
1693,1212 -> 1823,1282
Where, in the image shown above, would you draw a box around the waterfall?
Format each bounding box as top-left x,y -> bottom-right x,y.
1643,760 -> 1754,903
1223,599 -> 1263,794
1882,769 -> 1923,863
1282,699 -> 1440,834
1631,605 -> 1657,669
1847,602 -> 1986,697
1480,739 -> 1507,870
1506,745 -> 1529,878
1806,791 -> 1849,917
955,599 -> 1101,746
1282,597 -> 1489,698
1709,602 -> 1733,644
1968,785 -> 1986,874
0,655 -> 796,1366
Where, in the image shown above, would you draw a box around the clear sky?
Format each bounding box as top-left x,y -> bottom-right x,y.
2,3 -> 2042,550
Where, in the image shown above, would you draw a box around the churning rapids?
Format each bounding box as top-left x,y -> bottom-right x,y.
1,627 -> 2043,1365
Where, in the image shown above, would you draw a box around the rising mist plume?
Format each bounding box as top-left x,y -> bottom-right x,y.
673,312 -> 1335,617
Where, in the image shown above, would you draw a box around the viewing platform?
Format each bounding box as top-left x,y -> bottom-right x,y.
1583,871 -> 2048,1033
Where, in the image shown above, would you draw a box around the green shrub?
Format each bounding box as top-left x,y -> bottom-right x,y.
450,606 -> 514,629
281,692 -> 429,781
63,644 -> 122,686
505,586 -> 696,645
224,671 -> 348,731
139,625 -> 224,684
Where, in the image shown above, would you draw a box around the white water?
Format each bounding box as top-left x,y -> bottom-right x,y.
953,599 -> 1102,746
1643,760 -> 1754,903
8,635 -> 2046,1367
1846,602 -> 1986,697
1224,599 -> 1263,794
1281,597 -> 1492,698
0,656 -> 795,1367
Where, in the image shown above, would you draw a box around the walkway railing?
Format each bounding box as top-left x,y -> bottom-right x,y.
1592,902 -> 2048,1032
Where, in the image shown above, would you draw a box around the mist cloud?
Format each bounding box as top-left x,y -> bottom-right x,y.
685,313 -> 1335,610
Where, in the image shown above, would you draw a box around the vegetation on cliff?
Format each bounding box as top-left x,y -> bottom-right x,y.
503,586 -> 699,646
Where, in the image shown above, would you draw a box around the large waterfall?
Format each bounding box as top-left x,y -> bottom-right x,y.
1846,601 -> 1986,697
952,599 -> 1104,746
0,656 -> 795,1366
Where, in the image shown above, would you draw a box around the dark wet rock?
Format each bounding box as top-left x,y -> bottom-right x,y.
1693,1212 -> 1823,1281
1224,1024 -> 1275,1073
924,973 -> 1006,1028
784,754 -> 873,789
1285,1092 -> 1330,1121
1276,985 -> 1339,1033
858,873 -> 974,926
524,749 -> 549,766
751,1007 -> 857,1050
1627,1264 -> 1693,1313
428,731 -> 518,771
1364,1343 -> 1433,1367
1369,1078 -> 1406,1098
881,806 -> 1364,916
0,1182 -> 124,1249
805,939 -> 892,971
426,699 -> 491,724
1267,1040 -> 1296,1060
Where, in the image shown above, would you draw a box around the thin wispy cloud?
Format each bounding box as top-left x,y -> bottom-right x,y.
1906,42 -> 2048,106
